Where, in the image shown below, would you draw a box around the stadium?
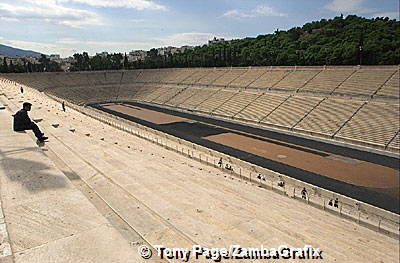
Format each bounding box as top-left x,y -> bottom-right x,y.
0,0 -> 399,261
0,64 -> 399,262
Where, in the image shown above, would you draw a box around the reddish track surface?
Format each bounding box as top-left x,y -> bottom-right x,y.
101,103 -> 400,199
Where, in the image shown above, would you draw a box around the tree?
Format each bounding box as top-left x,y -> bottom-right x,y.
8,60 -> 15,73
1,57 -> 8,73
123,53 -> 129,69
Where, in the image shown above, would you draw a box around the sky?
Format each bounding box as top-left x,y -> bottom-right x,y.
0,0 -> 398,58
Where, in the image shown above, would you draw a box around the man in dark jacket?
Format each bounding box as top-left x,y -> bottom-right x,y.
13,102 -> 48,142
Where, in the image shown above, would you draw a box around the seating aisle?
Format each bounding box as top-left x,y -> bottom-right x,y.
0,96 -> 157,263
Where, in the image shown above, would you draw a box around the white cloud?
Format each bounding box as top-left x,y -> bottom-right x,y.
222,4 -> 287,19
223,10 -> 243,18
54,38 -> 158,55
324,0 -> 376,13
0,0 -> 101,27
56,38 -> 153,48
325,0 -> 362,12
57,32 -> 235,55
0,32 -> 235,59
255,5 -> 287,17
0,0 -> 165,27
59,0 -> 166,10
156,32 -> 235,47
0,17 -> 19,22
129,19 -> 146,23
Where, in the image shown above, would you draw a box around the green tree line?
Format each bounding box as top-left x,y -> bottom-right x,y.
69,15 -> 400,71
0,55 -> 61,73
140,15 -> 399,68
69,52 -> 126,71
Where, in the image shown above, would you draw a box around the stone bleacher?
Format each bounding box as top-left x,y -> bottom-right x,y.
120,70 -> 141,84
164,86 -> 198,107
15,73 -> 51,91
105,71 -> 123,84
375,70 -> 400,99
213,90 -> 260,118
178,86 -> 220,110
388,132 -> 400,150
29,74 -> 55,90
116,83 -> 144,101
86,72 -> 106,86
195,89 -> 238,113
336,101 -> 400,147
228,67 -> 266,88
43,72 -> 64,88
211,68 -> 248,87
181,68 -> 212,85
262,95 -> 323,128
196,68 -> 229,86
160,68 -> 195,84
1,65 -> 399,152
333,69 -> 397,97
273,69 -> 321,91
248,69 -> 291,89
67,72 -> 90,87
235,93 -> 290,122
300,68 -> 355,94
133,84 -> 164,102
46,87 -> 84,105
294,98 -> 364,136
134,69 -> 163,83
150,84 -> 183,105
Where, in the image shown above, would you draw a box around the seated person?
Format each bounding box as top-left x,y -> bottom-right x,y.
257,174 -> 266,181
13,102 -> 48,142
225,164 -> 233,171
334,198 -> 339,208
301,188 -> 308,200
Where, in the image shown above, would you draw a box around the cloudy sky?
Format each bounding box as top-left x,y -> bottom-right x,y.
0,0 -> 398,57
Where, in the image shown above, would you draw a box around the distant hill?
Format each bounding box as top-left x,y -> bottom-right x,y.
115,15 -> 398,69
0,44 -> 44,57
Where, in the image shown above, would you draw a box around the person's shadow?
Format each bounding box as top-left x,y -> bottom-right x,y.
0,148 -> 67,192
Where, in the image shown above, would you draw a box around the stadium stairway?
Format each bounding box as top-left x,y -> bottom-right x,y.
0,97 -> 161,263
0,86 -> 399,262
